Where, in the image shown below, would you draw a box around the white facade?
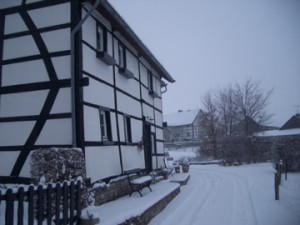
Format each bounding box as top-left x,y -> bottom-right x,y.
0,0 -> 174,182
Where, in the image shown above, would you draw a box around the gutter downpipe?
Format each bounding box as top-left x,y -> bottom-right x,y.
71,0 -> 102,147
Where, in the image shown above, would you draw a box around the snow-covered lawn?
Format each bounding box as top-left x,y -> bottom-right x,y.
150,163 -> 300,225
1,163 -> 299,225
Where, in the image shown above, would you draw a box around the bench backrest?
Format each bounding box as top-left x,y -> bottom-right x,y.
164,157 -> 175,168
124,168 -> 141,175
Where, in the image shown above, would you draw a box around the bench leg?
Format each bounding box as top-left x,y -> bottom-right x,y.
137,190 -> 143,197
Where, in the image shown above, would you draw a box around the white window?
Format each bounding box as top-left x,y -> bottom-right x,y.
118,43 -> 125,69
97,25 -> 105,53
100,109 -> 112,141
147,69 -> 153,91
124,116 -> 132,143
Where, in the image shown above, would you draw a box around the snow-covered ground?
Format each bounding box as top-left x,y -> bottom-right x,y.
1,163 -> 299,225
150,163 -> 300,225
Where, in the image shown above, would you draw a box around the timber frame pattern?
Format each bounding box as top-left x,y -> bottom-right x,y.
0,0 -> 174,182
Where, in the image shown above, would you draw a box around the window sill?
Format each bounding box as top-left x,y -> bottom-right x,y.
102,140 -> 114,146
119,67 -> 134,79
149,90 -> 159,98
97,51 -> 116,66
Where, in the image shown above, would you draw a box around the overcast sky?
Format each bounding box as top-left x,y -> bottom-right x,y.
108,0 -> 300,127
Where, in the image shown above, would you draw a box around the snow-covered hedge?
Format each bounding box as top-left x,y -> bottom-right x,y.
30,147 -> 86,184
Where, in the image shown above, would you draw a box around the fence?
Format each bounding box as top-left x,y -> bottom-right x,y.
0,180 -> 82,225
280,175 -> 300,216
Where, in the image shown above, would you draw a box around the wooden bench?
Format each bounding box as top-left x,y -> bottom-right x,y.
124,168 -> 152,197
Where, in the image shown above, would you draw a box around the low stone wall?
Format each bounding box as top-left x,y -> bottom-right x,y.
120,186 -> 181,225
91,176 -> 132,206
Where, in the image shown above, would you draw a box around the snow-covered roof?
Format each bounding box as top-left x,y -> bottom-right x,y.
164,109 -> 200,126
254,128 -> 300,137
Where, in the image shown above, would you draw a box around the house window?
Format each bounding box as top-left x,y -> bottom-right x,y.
151,133 -> 156,154
147,69 -> 159,98
96,22 -> 115,65
147,69 -> 153,92
118,43 -> 126,69
97,25 -> 107,53
124,116 -> 132,143
100,109 -> 112,141
118,42 -> 134,79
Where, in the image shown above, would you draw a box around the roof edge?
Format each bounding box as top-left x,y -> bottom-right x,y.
89,0 -> 175,83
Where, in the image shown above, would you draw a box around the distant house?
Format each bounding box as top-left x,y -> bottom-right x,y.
254,114 -> 300,171
280,114 -> 300,130
0,0 -> 175,182
163,109 -> 204,147
232,116 -> 276,137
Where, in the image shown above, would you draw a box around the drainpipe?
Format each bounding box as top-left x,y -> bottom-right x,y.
161,84 -> 168,94
71,0 -> 102,147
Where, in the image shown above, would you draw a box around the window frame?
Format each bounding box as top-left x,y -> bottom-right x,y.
124,115 -> 132,143
96,22 -> 115,66
99,109 -> 112,142
96,22 -> 107,54
118,43 -> 126,69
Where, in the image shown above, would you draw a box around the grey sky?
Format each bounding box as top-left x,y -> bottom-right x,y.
108,0 -> 300,127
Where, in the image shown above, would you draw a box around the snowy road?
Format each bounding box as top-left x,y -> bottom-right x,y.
149,163 -> 300,225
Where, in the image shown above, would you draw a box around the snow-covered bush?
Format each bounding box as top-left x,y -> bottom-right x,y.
30,147 -> 86,184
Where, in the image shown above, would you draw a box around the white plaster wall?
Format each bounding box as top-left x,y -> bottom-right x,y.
139,63 -> 148,86
0,1 -> 22,9
50,88 -> 71,114
143,103 -> 154,121
115,73 -> 139,97
126,51 -> 139,79
19,152 -> 32,177
82,15 -> 96,47
2,60 -> 48,86
35,118 -> 72,145
41,28 -> 70,52
154,97 -> 162,111
83,77 -> 115,109
52,55 -> 71,79
155,110 -> 163,126
131,119 -> 143,143
0,151 -> 20,176
3,35 -> 39,60
121,146 -> 145,171
141,86 -> 154,105
0,90 -> 48,117
156,141 -> 164,155
4,13 -> 28,34
156,128 -> 164,141
28,3 -> 70,28
84,106 -> 101,142
117,92 -> 141,118
0,122 -> 35,146
85,146 -> 121,182
82,45 -> 114,85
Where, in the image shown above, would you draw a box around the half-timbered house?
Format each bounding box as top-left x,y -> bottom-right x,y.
0,0 -> 175,182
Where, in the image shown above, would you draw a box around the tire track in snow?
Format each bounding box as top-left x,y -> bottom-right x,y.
150,167 -> 220,225
150,165 -> 259,225
200,167 -> 258,225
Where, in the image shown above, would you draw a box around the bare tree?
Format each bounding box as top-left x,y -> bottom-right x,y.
234,78 -> 273,136
199,78 -> 273,162
216,84 -> 238,136
200,91 -> 219,158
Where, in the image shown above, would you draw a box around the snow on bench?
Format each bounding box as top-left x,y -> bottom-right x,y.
124,168 -> 152,197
